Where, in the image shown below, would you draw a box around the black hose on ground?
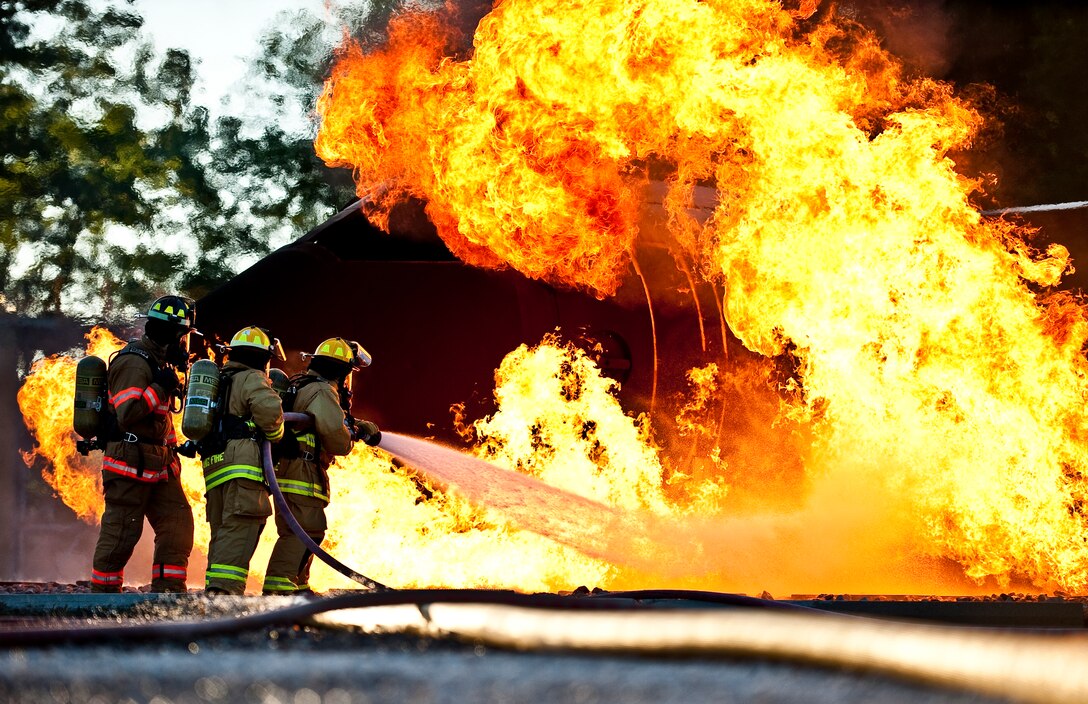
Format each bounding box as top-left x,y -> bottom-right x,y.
0,588 -> 716,646
261,430 -> 387,592
591,589 -> 809,611
3,591 -> 1086,704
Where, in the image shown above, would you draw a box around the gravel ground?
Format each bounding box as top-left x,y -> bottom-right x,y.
0,584 -> 1063,703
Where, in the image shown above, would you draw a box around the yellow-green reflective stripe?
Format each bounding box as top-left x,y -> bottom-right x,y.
263,576 -> 295,591
266,423 -> 284,441
206,564 -> 248,582
264,576 -> 293,585
295,432 -> 316,448
278,479 -> 328,501
204,464 -> 264,490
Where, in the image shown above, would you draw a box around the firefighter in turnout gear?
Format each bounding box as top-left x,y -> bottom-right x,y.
262,338 -> 379,594
91,296 -> 196,593
201,326 -> 285,595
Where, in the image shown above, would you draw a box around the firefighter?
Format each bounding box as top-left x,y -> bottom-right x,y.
201,326 -> 285,595
91,295 -> 196,593
262,337 -> 380,594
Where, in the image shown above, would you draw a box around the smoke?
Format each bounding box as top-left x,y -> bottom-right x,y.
837,0 -> 956,78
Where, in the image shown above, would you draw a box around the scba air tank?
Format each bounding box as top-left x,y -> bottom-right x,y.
73,356 -> 107,439
181,359 -> 220,440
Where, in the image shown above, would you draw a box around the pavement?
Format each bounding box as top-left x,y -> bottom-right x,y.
0,630 -> 1011,704
0,590 -> 1045,704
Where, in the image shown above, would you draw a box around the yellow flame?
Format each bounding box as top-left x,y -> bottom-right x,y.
19,1 -> 1088,594
18,328 -> 126,521
20,330 -> 219,564
315,0 -> 1088,593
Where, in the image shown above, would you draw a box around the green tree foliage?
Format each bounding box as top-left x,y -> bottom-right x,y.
0,0 -> 371,319
173,0 -> 427,299
0,0 -> 194,318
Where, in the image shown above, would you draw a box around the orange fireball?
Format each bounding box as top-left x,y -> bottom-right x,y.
316,0 -> 1088,593
18,328 -> 127,522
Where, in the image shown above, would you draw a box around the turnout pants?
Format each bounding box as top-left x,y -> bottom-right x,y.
92,473 -> 194,593
204,478 -> 272,594
263,493 -> 328,594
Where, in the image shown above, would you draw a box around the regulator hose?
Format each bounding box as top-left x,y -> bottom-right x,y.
262,419 -> 387,592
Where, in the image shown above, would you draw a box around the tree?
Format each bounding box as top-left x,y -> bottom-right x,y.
0,1 -> 372,319
175,0 -> 417,300
0,0 -> 204,318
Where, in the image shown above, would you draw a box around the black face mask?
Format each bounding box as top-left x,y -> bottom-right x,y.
165,332 -> 191,370
337,382 -> 352,411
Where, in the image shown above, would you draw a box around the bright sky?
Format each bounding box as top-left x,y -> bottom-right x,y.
134,0 -> 332,112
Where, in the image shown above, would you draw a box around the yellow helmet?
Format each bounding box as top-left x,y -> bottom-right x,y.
313,337 -> 371,370
228,326 -> 286,360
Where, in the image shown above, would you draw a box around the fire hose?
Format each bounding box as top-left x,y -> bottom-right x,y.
3,590 -> 1088,703
262,412 -> 388,591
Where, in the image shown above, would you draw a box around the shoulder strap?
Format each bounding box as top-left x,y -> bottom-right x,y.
109,343 -> 157,373
283,373 -> 321,413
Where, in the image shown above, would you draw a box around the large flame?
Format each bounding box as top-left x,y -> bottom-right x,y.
18,0 -> 1088,594
19,329 -> 128,522
18,329 -> 210,545
315,0 -> 1088,593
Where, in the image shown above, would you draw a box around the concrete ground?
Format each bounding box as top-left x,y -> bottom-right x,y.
0,630 -> 1011,704
0,592 -> 1018,704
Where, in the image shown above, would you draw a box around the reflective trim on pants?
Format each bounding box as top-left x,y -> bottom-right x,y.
277,479 -> 329,503
205,563 -> 248,584
91,569 -> 123,586
262,575 -> 297,593
153,563 -> 187,581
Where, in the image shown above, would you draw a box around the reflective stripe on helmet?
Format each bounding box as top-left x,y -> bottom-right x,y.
147,296 -> 195,327
313,337 -> 371,369
229,326 -> 272,349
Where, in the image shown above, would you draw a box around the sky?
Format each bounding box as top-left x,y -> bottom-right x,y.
134,0 -> 331,113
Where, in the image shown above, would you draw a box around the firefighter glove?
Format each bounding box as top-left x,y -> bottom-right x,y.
153,366 -> 180,395
353,419 -> 381,446
176,440 -> 199,458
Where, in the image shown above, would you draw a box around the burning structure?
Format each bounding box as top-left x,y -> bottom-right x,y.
11,0 -> 1088,601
